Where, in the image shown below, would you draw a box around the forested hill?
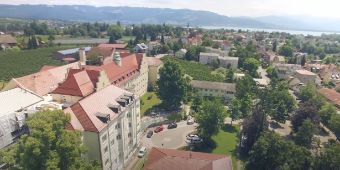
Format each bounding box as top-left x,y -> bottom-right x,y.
0,5 -> 271,28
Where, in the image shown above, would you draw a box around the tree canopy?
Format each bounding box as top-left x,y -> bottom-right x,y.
246,131 -> 313,170
0,110 -> 101,170
195,99 -> 227,138
157,60 -> 191,109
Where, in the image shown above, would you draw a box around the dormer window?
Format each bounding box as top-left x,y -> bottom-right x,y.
95,112 -> 110,123
116,98 -> 127,107
108,104 -> 121,113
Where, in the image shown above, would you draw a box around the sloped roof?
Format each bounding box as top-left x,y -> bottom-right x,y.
84,53 -> 140,84
191,80 -> 236,92
11,62 -> 80,96
88,47 -> 114,58
64,85 -> 133,132
145,148 -> 232,170
0,35 -> 17,44
97,43 -> 127,49
52,70 -> 95,97
146,57 -> 163,67
318,88 -> 340,107
295,69 -> 317,76
0,87 -> 43,116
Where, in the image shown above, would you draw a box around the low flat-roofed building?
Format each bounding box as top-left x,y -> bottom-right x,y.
55,47 -> 91,60
0,88 -> 43,149
144,147 -> 232,170
190,80 -> 235,100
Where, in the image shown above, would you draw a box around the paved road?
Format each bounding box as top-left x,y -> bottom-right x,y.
141,121 -> 196,149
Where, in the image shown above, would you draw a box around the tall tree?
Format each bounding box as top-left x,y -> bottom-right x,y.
157,60 -> 190,109
272,39 -> 277,52
294,119 -> 316,148
195,99 -> 227,138
246,131 -> 313,170
278,43 -> 294,57
0,110 -> 101,170
315,143 -> 340,170
292,101 -> 320,132
243,58 -> 260,77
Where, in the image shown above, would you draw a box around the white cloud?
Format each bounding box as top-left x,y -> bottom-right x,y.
1,0 -> 340,18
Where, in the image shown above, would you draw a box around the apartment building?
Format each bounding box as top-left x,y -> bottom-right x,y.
64,85 -> 141,170
199,52 -> 239,69
190,80 -> 236,100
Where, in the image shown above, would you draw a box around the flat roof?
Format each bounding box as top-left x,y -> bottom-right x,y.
190,80 -> 235,91
0,88 -> 43,116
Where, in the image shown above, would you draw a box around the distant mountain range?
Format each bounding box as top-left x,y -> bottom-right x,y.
0,4 -> 339,32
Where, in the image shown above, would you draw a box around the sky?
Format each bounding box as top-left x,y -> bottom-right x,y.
1,0 -> 340,19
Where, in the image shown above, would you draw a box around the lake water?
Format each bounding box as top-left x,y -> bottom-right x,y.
201,26 -> 340,36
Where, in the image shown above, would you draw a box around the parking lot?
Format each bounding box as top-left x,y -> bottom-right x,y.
141,121 -> 197,149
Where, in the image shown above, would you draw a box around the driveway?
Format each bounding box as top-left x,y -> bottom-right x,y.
141,121 -> 196,149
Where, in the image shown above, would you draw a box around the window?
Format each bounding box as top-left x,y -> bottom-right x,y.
101,135 -> 107,142
111,139 -> 115,145
129,123 -> 132,128
105,159 -> 109,165
128,132 -> 132,138
104,146 -> 108,153
116,134 -> 121,140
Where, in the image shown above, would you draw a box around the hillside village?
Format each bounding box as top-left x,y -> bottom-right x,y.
0,21 -> 340,170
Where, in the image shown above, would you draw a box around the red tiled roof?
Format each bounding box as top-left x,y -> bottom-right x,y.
97,43 -> 128,49
84,53 -> 140,85
11,62 -> 80,96
146,57 -> 163,67
68,103 -> 99,132
318,88 -> 340,107
88,47 -> 114,58
39,65 -> 58,72
145,148 -> 232,170
52,70 -> 95,97
64,85 -> 133,132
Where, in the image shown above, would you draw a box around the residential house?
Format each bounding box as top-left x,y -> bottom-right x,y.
318,88 -> 340,109
147,41 -> 161,53
135,43 -> 148,53
0,88 -> 43,149
146,57 -> 163,86
64,85 -> 141,170
274,64 -> 302,79
294,69 -> 319,84
205,47 -> 228,56
262,52 -> 285,64
144,147 -> 232,170
199,52 -> 239,69
175,49 -> 187,58
0,34 -> 17,49
190,80 -> 236,100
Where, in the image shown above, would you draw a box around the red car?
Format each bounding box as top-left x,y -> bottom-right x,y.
154,126 -> 164,133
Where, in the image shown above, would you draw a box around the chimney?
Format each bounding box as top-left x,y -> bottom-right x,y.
114,51 -> 122,66
79,48 -> 86,65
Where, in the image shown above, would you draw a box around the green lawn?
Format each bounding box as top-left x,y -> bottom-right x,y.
119,36 -> 135,43
140,92 -> 161,116
0,46 -> 76,81
194,125 -> 242,170
161,57 -> 225,82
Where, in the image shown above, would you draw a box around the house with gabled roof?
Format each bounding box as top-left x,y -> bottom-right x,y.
144,147 -> 232,170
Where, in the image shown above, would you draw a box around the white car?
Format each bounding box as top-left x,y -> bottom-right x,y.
186,134 -> 199,140
187,116 -> 194,125
138,147 -> 147,158
186,136 -> 203,144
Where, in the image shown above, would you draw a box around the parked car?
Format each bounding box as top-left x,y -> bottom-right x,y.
186,134 -> 199,140
186,136 -> 203,144
146,130 -> 153,138
154,125 -> 164,133
187,116 -> 194,125
167,122 -> 177,129
138,147 -> 147,158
